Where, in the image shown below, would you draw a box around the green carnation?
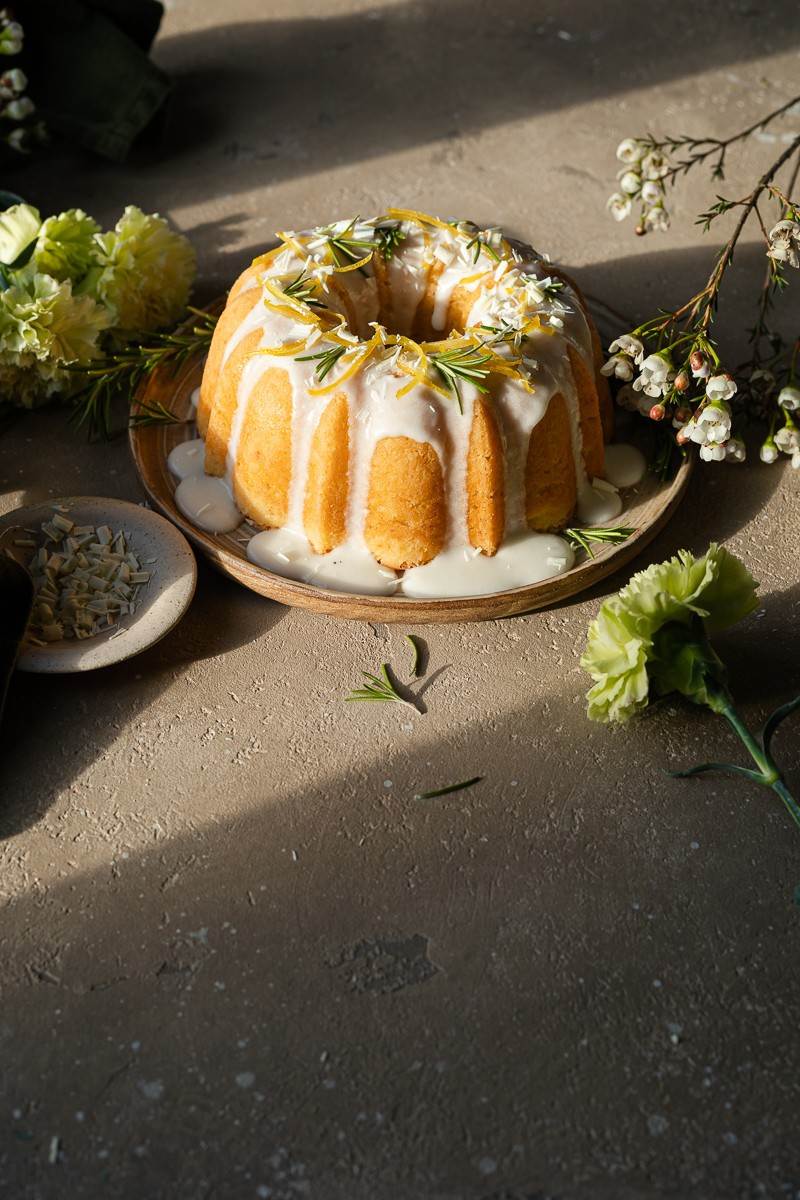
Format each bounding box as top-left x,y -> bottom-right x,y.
86,205 -> 195,332
0,271 -> 110,405
581,544 -> 758,723
32,208 -> 101,283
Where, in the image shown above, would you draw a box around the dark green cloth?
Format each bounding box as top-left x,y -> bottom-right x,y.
18,0 -> 169,162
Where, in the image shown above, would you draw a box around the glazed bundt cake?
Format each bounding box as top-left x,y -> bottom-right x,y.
184,210 -> 617,594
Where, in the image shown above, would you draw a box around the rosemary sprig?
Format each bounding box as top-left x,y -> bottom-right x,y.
464,230 -> 501,264
405,634 -> 422,677
564,526 -> 635,557
324,217 -> 376,267
538,278 -> 565,300
295,344 -> 348,381
128,399 -> 185,428
282,269 -> 324,308
68,308 -> 217,441
429,342 -> 493,412
375,224 -> 406,261
345,663 -> 417,711
415,777 -> 483,800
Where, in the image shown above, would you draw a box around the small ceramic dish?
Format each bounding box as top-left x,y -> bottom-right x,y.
0,496 -> 197,673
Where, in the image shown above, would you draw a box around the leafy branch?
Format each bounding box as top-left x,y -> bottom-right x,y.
68,308 -> 217,440
345,662 -> 419,712
295,343 -> 348,381
429,341 -> 493,412
375,224 -> 406,261
650,93 -> 800,184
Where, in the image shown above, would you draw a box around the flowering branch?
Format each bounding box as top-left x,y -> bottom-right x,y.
604,95 -> 800,468
0,7 -> 45,154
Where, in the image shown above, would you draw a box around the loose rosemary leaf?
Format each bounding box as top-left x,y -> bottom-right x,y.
415,776 -> 483,800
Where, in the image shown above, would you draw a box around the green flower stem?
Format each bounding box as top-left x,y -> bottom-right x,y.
707,684 -> 800,832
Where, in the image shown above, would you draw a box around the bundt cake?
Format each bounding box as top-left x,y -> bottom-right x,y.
176,210 -> 622,597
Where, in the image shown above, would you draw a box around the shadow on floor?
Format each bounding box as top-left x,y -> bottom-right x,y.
149,0 -> 798,200
1,671 -> 799,1199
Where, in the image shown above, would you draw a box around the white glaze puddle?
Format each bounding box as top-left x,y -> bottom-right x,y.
401,533 -> 574,598
246,527 -> 573,598
576,478 -> 623,524
167,438 -> 206,480
603,443 -> 647,489
174,476 -> 241,533
246,528 -> 399,595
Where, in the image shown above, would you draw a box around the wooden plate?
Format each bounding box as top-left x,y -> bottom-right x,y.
129,304 -> 691,624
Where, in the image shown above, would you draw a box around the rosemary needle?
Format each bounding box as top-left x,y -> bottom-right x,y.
405,633 -> 422,677
415,777 -> 483,800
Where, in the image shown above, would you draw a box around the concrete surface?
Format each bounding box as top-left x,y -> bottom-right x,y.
2,3 -> 800,1197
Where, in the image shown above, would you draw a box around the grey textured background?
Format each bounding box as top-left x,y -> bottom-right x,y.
1,2 -> 799,1198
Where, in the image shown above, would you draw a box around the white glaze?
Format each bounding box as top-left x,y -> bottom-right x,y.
167,438 -> 206,480
245,526 -> 573,598
175,476 -> 241,534
576,478 -> 623,524
603,443 -> 647,489
401,533 -> 575,598
246,528 -> 399,595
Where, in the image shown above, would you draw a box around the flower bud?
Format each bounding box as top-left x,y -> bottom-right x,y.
4,95 -> 34,121
689,350 -> 709,378
607,192 -> 631,222
676,427 -> 691,445
759,437 -> 779,464
619,171 -> 641,196
778,385 -> 800,412
674,370 -> 690,393
674,406 -> 691,425
641,180 -> 662,206
616,138 -> 643,165
649,403 -> 666,421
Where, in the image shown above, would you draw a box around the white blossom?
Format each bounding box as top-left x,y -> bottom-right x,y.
689,399 -> 733,445
700,442 -> 727,462
3,95 -> 33,120
0,22 -> 23,55
705,373 -> 737,403
778,384 -> 800,411
607,193 -> 632,222
690,353 -> 711,379
608,333 -> 644,362
641,151 -> 670,180
640,180 -> 663,206
792,449 -> 800,470
760,438 -> 779,463
767,219 -> 800,269
0,67 -> 25,97
7,126 -> 27,152
600,353 -> 635,381
725,437 -> 746,463
774,424 -> 800,453
619,171 -> 641,196
644,205 -> 670,233
632,353 -> 673,398
616,138 -> 644,165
